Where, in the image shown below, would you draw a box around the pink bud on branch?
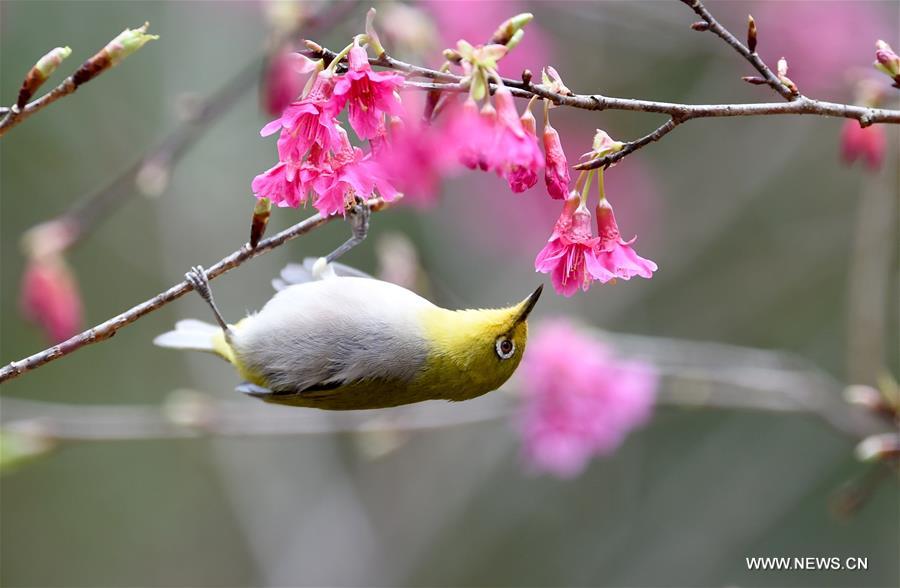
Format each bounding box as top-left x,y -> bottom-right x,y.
874,40 -> 900,88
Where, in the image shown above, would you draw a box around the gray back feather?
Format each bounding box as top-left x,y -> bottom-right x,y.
232,277 -> 433,393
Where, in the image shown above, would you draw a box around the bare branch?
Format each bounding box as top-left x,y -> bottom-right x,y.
680,0 -> 797,100
0,197 -> 390,384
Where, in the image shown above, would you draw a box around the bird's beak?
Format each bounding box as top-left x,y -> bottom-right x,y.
514,284 -> 543,324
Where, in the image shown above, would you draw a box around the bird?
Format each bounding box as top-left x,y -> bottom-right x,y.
154,205 -> 542,410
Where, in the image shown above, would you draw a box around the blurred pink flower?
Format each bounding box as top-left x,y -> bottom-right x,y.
332,43 -> 405,140
20,256 -> 84,343
543,121 -> 570,199
372,112 -> 460,206
260,49 -> 317,116
451,97 -> 497,170
261,71 -> 341,162
506,103 -> 541,192
595,199 -> 657,281
535,195 -> 612,297
840,120 -> 886,171
518,319 -> 657,478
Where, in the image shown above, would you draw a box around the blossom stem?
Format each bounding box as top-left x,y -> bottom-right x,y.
580,169 -> 595,204
596,168 -> 606,201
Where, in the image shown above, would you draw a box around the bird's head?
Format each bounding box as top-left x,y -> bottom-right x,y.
419,284 -> 543,400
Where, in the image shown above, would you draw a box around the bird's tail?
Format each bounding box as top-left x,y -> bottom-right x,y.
153,319 -> 227,358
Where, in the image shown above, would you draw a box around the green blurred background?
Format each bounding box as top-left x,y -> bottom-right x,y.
1,1 -> 898,586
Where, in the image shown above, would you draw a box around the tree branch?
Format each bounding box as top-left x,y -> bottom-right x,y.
0,197 -> 390,384
311,47 -> 899,172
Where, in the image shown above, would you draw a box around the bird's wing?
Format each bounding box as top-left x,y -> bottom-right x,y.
271,257 -> 373,291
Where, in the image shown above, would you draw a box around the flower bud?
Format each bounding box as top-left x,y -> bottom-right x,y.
541,66 -> 572,95
505,29 -> 525,51
840,119 -> 885,171
776,57 -> 798,93
854,433 -> 900,462
582,129 -> 624,161
874,40 -> 900,85
746,15 -> 757,53
73,23 -> 158,87
20,255 -> 83,343
543,123 -> 570,200
250,197 -> 272,248
17,46 -> 71,108
105,22 -> 159,66
490,13 -> 533,46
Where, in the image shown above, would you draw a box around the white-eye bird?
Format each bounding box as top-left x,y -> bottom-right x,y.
154,207 -> 542,410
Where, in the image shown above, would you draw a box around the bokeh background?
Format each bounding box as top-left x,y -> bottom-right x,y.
1,1 -> 898,587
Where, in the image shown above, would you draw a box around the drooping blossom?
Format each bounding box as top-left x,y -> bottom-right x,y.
451,98 -> 497,170
595,198 -> 658,281
261,71 -> 341,163
535,194 -> 613,297
491,87 -> 543,191
518,319 -> 658,478
20,255 -> 84,343
332,42 -> 405,140
840,120 -> 886,171
543,121 -> 570,199
448,88 -> 543,187
261,49 -> 318,116
505,103 -> 540,192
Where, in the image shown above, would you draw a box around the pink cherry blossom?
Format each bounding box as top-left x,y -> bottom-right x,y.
535,195 -> 613,297
332,43 -> 405,140
595,199 -> 658,280
543,122 -> 570,200
261,71 -> 341,163
20,256 -> 84,343
491,87 -> 543,191
506,105 -> 540,192
841,119 -> 886,171
518,319 -> 658,478
309,129 -> 400,216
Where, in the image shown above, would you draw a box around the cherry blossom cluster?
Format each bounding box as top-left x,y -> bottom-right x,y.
251,38 -> 403,216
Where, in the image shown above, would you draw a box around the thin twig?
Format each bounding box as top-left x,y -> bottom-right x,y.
0,198 -> 389,384
680,0 -> 797,101
0,78 -> 78,136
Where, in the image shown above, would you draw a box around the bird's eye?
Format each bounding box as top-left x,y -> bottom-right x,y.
495,336 -> 515,360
